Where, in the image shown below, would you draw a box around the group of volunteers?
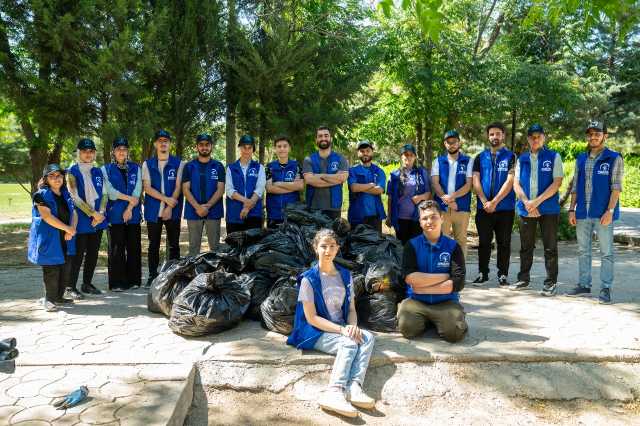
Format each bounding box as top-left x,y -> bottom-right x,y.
27,120 -> 623,417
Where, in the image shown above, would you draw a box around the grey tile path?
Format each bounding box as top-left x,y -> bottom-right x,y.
1,240 -> 639,424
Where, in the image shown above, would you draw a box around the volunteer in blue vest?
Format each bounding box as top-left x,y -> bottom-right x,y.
431,130 -> 473,256
67,138 -> 108,299
566,121 -> 624,304
347,141 -> 387,232
385,144 -> 431,244
471,122 -> 517,286
183,133 -> 225,255
28,164 -> 77,311
511,124 -> 564,295
303,126 -> 349,220
287,229 -> 375,418
102,137 -> 142,291
265,135 -> 303,228
397,200 -> 468,342
142,130 -> 185,287
225,134 -> 266,233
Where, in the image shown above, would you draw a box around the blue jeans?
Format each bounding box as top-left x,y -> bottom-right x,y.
313,330 -> 375,389
576,218 -> 614,289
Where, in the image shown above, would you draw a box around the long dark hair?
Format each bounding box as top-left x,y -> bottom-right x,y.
37,173 -> 67,191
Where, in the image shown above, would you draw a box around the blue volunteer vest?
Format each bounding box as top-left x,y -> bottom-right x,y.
387,167 -> 429,229
226,160 -> 263,224
105,162 -> 142,225
28,187 -> 76,266
407,234 -> 459,305
347,163 -> 387,224
68,164 -> 108,234
575,148 -> 621,221
266,160 -> 301,221
306,151 -> 344,210
183,159 -> 224,220
143,155 -> 184,223
516,147 -> 560,217
287,264 -> 352,350
477,147 -> 516,212
434,154 -> 471,212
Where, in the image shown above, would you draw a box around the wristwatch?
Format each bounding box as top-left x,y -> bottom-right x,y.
608,208 -> 615,213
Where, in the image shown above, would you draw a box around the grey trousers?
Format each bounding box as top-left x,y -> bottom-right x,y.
187,219 -> 221,256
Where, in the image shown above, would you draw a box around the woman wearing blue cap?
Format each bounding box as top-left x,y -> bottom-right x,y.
66,138 -> 108,298
385,144 -> 431,244
102,137 -> 142,291
28,164 -> 77,311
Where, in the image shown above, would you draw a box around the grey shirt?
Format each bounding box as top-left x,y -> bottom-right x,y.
514,151 -> 563,199
302,152 -> 349,211
298,272 -> 353,325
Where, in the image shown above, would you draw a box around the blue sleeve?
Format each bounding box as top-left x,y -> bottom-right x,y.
347,167 -> 357,186
377,168 -> 386,193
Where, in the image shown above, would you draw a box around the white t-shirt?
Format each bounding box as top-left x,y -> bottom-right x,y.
431,155 -> 474,195
142,159 -> 186,217
298,272 -> 354,325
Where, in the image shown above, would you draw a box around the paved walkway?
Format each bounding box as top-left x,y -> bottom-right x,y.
1,240 -> 639,424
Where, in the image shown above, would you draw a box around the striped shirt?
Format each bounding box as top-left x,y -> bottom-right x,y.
571,151 -> 624,211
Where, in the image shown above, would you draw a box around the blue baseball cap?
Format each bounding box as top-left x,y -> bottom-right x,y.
586,120 -> 607,133
196,133 -> 213,143
238,134 -> 255,147
527,124 -> 545,135
154,129 -> 171,141
357,140 -> 373,150
77,138 -> 96,151
112,136 -> 129,149
400,144 -> 416,155
42,163 -> 65,178
443,130 -> 460,141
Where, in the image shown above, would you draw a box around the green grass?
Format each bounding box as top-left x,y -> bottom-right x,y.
0,183 -> 32,220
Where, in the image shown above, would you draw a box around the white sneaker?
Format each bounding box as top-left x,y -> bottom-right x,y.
347,382 -> 375,409
318,388 -> 358,418
42,298 -> 57,312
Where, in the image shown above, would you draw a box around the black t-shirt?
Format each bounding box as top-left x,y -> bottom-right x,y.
472,152 -> 515,198
265,162 -> 303,182
184,161 -> 223,203
34,190 -> 71,252
118,167 -> 128,189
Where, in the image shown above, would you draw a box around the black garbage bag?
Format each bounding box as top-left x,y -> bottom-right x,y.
278,223 -> 315,264
260,276 -> 298,335
169,271 -> 252,337
240,271 -> 275,321
225,228 -> 270,249
332,217 -> 351,237
148,257 -> 200,316
284,203 -> 333,227
252,250 -> 305,277
352,273 -> 366,298
364,260 -> 403,294
356,290 -> 398,332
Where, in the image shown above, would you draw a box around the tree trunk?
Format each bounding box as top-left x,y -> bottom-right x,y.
225,0 -> 238,164
258,109 -> 267,163
100,93 -> 111,163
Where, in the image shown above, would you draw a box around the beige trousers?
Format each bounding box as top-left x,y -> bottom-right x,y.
441,209 -> 470,257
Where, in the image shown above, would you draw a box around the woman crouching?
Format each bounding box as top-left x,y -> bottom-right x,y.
287,229 -> 375,418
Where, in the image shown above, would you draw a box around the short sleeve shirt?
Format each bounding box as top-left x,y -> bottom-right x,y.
514,152 -> 563,199
298,272 -> 353,325
302,153 -> 349,211
431,156 -> 473,195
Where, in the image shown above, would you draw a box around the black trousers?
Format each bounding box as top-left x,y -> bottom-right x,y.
108,223 -> 142,289
396,219 -> 422,245
42,256 -> 73,302
69,230 -> 103,290
475,209 -> 515,277
226,217 -> 263,234
147,220 -> 181,278
358,216 -> 382,233
517,214 -> 559,285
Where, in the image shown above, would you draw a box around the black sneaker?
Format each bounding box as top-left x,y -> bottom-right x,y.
63,288 -> 84,300
81,284 -> 102,295
471,274 -> 489,286
598,288 -> 611,304
509,280 -> 529,291
54,297 -> 74,305
497,275 -> 509,287
541,282 -> 557,297
566,286 -> 591,297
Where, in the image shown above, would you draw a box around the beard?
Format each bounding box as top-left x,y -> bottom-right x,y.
447,148 -> 460,155
360,156 -> 372,164
489,138 -> 501,147
317,140 -> 331,150
198,150 -> 211,157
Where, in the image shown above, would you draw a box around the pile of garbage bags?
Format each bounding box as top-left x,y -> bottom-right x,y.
148,203 -> 406,337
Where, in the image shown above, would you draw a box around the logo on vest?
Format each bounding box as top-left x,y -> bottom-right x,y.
95,176 -> 102,187
167,169 -> 176,180
436,252 -> 451,268
329,161 -> 339,172
541,160 -> 552,172
457,164 -> 467,174
597,163 -> 610,175
211,168 -> 218,180
285,170 -> 295,182
248,168 -> 258,178
497,160 -> 508,172
129,174 -> 137,186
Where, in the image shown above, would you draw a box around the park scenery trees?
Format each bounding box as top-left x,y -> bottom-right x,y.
1,0 -> 638,204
